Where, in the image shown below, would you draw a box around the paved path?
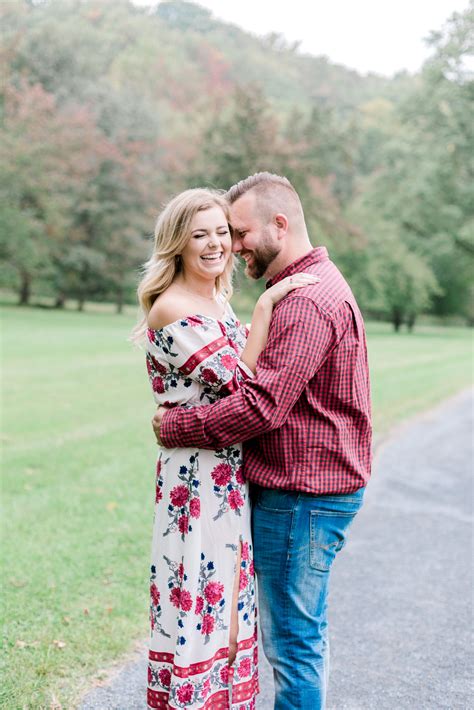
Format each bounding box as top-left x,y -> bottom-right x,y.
80,390 -> 473,709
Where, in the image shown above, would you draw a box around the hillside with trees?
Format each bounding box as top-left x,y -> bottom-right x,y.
1,0 -> 472,328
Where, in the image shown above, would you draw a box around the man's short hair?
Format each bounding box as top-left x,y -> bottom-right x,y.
226,172 -> 304,225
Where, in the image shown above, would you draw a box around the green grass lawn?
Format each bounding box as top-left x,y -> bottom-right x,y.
1,304 -> 472,708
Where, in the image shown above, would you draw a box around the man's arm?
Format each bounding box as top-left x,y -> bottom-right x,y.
159,296 -> 337,449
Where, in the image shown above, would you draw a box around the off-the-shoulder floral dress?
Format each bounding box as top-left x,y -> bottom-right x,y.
145,299 -> 258,710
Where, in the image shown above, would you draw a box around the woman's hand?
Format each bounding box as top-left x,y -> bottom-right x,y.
258,272 -> 320,308
240,272 -> 320,374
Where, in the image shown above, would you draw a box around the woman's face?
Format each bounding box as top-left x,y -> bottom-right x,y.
180,206 -> 232,281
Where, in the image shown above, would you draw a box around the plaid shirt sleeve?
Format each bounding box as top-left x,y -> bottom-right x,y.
160,296 -> 337,450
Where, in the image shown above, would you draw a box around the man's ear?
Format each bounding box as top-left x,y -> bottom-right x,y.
274,213 -> 289,237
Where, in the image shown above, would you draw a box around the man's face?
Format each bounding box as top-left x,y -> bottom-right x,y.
230,192 -> 281,280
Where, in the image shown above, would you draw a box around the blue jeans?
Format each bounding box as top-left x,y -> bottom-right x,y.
251,485 -> 365,710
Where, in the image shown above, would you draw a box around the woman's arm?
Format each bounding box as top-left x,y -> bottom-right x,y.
240,273 -> 319,373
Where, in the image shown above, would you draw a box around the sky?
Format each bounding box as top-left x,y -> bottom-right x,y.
133,0 -> 469,76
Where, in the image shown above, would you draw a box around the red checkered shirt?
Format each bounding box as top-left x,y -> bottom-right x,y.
161,247 -> 372,494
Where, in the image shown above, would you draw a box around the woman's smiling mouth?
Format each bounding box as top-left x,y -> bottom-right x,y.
200,252 -> 224,262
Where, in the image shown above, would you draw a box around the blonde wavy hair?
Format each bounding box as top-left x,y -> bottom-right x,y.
131,188 -> 235,343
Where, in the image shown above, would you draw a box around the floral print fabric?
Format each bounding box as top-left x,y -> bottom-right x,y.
145,302 -> 258,709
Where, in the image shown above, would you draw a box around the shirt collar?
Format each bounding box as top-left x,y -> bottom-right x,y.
266,247 -> 329,288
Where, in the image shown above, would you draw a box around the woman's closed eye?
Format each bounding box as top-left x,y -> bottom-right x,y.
193,230 -> 229,239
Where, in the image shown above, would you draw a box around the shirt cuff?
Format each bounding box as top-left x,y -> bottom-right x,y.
160,407 -> 182,448
237,360 -> 255,380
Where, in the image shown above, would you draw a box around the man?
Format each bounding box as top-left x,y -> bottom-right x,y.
153,172 -> 372,709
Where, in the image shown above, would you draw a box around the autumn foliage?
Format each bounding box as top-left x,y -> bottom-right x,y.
1,0 -> 472,327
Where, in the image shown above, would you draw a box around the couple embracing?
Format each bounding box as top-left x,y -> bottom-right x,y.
132,172 -> 372,710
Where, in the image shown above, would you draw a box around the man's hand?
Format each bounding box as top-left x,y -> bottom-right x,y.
152,405 -> 168,446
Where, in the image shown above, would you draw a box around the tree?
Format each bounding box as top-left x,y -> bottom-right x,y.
192,86 -> 363,259
356,5 -> 474,321
339,204 -> 440,330
192,84 -> 284,190
0,81 -> 102,303
1,0 -> 163,309
378,242 -> 440,331
0,207 -> 47,304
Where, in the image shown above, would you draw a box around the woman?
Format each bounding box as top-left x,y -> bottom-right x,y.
133,188 -> 317,709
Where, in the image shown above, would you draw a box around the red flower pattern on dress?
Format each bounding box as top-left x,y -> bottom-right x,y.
159,668 -> 171,689
201,367 -> 219,384
195,553 -> 228,642
241,542 -> 249,561
177,683 -> 194,703
202,677 -> 211,698
210,447 -> 246,520
152,376 -> 165,394
178,515 -> 189,535
189,497 -> 201,519
221,354 -> 237,370
180,590 -> 193,612
170,485 -> 189,507
148,355 -> 167,376
235,466 -> 245,485
201,614 -> 215,635
211,463 -> 232,486
195,595 -> 204,615
150,583 -> 160,606
238,657 -> 252,678
239,570 -> 249,591
170,586 -> 181,608
155,458 -> 163,503
163,456 -> 199,540
204,581 -> 224,605
219,664 -> 230,685
229,489 -> 244,510
178,563 -> 184,580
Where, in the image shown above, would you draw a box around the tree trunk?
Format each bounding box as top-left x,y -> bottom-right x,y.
55,295 -> 65,309
116,287 -> 124,314
407,314 -> 416,332
392,309 -> 403,332
77,299 -> 84,312
18,271 -> 31,305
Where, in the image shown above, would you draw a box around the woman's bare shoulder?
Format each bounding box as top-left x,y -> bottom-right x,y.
147,289 -> 191,331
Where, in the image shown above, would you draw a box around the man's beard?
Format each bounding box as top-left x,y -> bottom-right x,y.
243,228 -> 280,280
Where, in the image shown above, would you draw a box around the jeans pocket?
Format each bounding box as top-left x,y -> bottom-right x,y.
255,488 -> 298,512
310,510 -> 356,572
